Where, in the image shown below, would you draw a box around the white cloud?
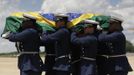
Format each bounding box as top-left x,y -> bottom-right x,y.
132,39 -> 134,46
109,0 -> 134,45
117,0 -> 134,8
0,39 -> 16,53
41,0 -> 110,13
41,0 -> 134,44
0,0 -> 134,53
0,0 -> 25,53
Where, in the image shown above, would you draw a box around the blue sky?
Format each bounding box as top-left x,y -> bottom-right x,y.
109,0 -> 121,6
17,0 -> 119,11
18,0 -> 44,11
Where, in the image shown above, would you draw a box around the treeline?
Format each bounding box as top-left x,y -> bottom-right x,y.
126,40 -> 134,52
0,52 -> 45,57
0,41 -> 134,57
0,52 -> 18,57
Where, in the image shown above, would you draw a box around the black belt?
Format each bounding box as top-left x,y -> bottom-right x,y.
45,53 -> 55,56
18,52 -> 39,56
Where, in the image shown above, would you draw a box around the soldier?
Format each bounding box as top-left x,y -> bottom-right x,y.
40,31 -> 56,75
2,14 -> 43,75
71,24 -> 84,75
97,16 -> 133,75
41,13 -> 71,75
71,20 -> 99,75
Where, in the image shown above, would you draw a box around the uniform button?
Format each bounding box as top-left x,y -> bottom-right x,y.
82,52 -> 84,54
83,48 -> 84,49
21,45 -> 23,47
82,54 -> 84,56
106,56 -> 109,59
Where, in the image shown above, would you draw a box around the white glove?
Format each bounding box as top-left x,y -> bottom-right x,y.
1,31 -> 11,39
97,25 -> 102,30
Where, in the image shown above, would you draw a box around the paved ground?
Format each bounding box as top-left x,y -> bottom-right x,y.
0,53 -> 134,75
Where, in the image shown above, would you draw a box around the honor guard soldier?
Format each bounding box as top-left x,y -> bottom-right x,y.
2,13 -> 43,75
41,30 -> 56,75
41,13 -> 71,75
71,20 -> 99,75
97,16 -> 133,75
71,24 -> 84,75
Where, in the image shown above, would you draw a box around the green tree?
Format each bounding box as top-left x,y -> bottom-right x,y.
126,40 -> 134,52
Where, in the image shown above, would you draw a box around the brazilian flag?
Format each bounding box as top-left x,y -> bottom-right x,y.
40,13 -> 96,28
2,12 -> 55,35
2,12 -> 110,38
90,15 -> 111,29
